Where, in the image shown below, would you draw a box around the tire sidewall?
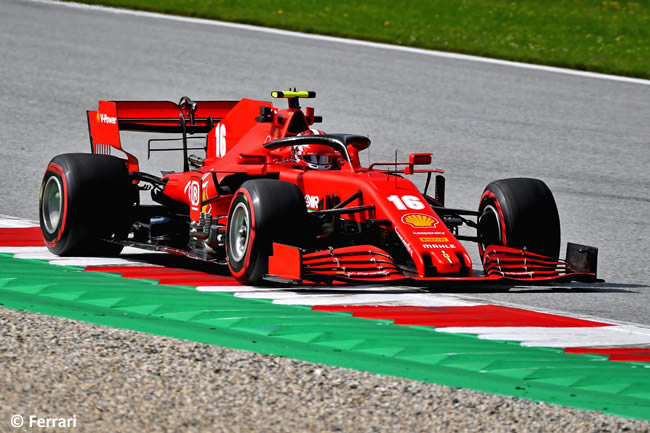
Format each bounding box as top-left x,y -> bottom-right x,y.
226,189 -> 259,278
477,191 -> 506,258
39,162 -> 69,253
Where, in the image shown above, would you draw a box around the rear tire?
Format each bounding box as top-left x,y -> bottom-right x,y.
226,179 -> 306,284
477,177 -> 560,259
39,153 -> 135,256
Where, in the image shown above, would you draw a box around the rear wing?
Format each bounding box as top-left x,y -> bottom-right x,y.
87,97 -> 238,171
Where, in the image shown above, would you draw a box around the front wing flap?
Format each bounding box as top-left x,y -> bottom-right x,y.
266,243 -> 600,286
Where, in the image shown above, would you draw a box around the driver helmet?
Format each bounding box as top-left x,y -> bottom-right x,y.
292,129 -> 336,170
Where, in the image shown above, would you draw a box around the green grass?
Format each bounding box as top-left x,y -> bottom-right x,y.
73,0 -> 648,79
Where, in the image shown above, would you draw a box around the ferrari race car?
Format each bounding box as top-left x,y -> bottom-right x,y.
39,91 -> 599,285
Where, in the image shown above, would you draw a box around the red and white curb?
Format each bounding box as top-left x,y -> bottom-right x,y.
2,216 -> 650,362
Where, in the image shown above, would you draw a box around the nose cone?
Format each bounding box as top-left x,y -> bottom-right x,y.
397,213 -> 471,276
428,249 -> 462,274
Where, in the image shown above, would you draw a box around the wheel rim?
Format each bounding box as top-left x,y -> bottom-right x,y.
478,204 -> 501,253
229,202 -> 250,262
42,176 -> 63,234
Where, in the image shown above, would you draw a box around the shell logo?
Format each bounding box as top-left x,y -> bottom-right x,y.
401,213 -> 439,228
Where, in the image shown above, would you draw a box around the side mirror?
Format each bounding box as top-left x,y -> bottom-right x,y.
409,153 -> 432,165
404,153 -> 432,174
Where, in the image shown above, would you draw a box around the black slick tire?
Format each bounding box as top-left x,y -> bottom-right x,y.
226,179 -> 306,284
477,177 -> 560,259
39,153 -> 135,256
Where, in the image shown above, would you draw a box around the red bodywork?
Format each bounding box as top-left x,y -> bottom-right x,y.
87,95 -> 597,285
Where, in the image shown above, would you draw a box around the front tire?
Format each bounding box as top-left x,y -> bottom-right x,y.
39,153 -> 135,256
226,179 -> 306,284
477,177 -> 560,259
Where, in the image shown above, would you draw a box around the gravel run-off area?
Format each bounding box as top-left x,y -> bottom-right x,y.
1,307 -> 649,433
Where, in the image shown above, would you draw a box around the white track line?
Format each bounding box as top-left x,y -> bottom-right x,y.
0,216 -> 38,228
436,325 -> 650,348
29,0 -> 650,86
48,257 -> 149,267
6,250 -> 58,260
121,247 -> 165,255
196,286 -> 278,293
0,247 -> 49,255
200,284 -> 483,306
251,292 -> 480,307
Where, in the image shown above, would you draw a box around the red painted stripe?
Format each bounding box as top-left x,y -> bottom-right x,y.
565,347 -> 650,355
157,277 -> 238,286
0,227 -> 44,246
565,347 -> 650,362
85,266 -> 169,273
313,305 -> 611,328
85,265 -> 239,286
120,270 -> 219,279
609,355 -> 650,362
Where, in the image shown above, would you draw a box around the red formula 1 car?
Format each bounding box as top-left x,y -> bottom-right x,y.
39,91 -> 598,286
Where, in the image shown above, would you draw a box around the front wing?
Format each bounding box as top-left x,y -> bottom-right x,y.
266,243 -> 599,286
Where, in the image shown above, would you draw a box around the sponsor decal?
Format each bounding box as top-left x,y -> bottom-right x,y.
343,270 -> 389,277
401,213 -> 439,228
440,250 -> 453,264
304,194 -> 320,210
201,172 -> 214,213
394,229 -> 413,256
419,237 -> 448,243
97,113 -> 117,124
184,180 -> 201,209
413,231 -> 446,235
422,244 -> 455,249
